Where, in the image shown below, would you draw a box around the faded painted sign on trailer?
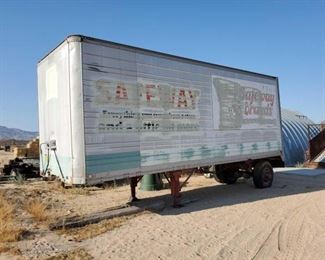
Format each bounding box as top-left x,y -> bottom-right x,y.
38,35 -> 282,185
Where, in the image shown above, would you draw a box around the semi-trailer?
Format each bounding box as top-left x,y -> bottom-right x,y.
38,35 -> 283,205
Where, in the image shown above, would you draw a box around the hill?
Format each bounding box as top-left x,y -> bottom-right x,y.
0,126 -> 38,140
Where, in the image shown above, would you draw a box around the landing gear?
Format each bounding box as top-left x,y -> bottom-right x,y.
163,169 -> 198,207
129,170 -> 197,208
129,176 -> 143,202
253,161 -> 274,188
130,172 -> 184,207
164,171 -> 183,208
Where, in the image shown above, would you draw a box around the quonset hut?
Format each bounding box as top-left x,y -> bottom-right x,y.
281,109 -> 319,166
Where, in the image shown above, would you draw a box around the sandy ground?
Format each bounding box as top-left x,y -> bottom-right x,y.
0,151 -> 15,169
1,167 -> 325,259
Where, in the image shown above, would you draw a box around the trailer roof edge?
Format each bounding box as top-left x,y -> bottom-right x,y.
38,34 -> 277,80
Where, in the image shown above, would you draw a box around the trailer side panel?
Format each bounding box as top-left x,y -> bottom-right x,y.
81,40 -> 282,184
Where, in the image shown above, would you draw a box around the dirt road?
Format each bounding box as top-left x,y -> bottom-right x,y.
84,168 -> 325,260
1,167 -> 325,259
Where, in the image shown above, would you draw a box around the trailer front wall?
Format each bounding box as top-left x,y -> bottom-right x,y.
82,41 -> 282,183
38,42 -> 73,181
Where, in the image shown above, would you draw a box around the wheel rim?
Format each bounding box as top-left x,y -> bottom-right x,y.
262,166 -> 272,185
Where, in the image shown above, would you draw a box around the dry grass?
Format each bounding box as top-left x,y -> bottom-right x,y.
0,192 -> 25,243
59,215 -> 137,241
45,248 -> 93,260
48,181 -> 91,195
65,188 -> 91,195
0,244 -> 21,256
0,192 -> 13,221
295,162 -> 305,168
26,199 -> 48,222
101,179 -> 129,189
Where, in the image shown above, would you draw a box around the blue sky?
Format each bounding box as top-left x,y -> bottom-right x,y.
0,0 -> 324,131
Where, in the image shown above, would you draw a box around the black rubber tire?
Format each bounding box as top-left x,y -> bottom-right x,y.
253,161 -> 274,188
214,167 -> 238,184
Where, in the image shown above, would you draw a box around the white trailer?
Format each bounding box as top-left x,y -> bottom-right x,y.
38,35 -> 283,205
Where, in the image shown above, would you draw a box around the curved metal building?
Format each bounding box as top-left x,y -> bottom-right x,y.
281,109 -> 319,166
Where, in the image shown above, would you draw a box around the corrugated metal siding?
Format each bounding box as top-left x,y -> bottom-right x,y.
81,41 -> 282,182
314,150 -> 325,163
281,109 -> 319,166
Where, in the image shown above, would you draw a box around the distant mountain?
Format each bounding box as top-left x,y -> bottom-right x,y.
0,126 -> 38,140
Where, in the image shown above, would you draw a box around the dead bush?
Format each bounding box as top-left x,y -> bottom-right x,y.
26,199 -> 48,222
0,244 -> 21,255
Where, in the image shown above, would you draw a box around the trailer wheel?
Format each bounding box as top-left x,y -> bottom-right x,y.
253,161 -> 273,188
214,168 -> 237,184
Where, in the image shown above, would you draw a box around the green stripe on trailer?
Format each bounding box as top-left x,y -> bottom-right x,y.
86,151 -> 140,174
